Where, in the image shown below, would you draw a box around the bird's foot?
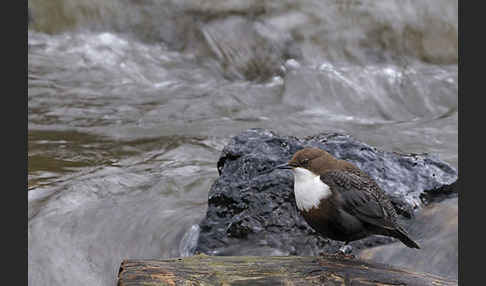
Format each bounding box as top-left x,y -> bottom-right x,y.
318,245 -> 355,259
336,245 -> 355,259
339,244 -> 353,255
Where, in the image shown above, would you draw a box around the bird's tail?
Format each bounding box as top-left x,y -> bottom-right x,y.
392,227 -> 420,249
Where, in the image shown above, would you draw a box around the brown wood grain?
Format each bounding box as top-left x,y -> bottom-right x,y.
117,254 -> 457,286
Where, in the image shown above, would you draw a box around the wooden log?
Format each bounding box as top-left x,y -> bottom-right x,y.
117,254 -> 457,286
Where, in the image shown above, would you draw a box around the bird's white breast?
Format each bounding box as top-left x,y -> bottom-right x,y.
292,167 -> 332,211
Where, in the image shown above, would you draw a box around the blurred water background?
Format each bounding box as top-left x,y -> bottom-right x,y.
28,1 -> 458,285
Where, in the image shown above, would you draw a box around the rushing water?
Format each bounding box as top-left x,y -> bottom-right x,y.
28,0 -> 458,285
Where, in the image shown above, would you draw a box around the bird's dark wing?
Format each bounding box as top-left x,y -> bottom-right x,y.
320,170 -> 397,230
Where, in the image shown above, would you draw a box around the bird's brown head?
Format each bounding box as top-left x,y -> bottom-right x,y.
281,147 -> 341,175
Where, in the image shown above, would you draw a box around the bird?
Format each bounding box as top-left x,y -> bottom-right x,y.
271,147 -> 420,254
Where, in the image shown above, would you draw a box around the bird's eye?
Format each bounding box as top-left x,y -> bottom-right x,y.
301,158 -> 309,166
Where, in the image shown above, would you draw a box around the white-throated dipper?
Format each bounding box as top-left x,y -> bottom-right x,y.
272,147 -> 420,252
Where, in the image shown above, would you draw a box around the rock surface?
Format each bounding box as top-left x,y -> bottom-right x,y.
195,128 -> 458,256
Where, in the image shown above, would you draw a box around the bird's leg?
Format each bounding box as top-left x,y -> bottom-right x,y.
317,242 -> 355,258
337,242 -> 355,259
338,241 -> 352,254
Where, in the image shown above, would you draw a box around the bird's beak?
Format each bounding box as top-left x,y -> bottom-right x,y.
259,163 -> 293,175
274,163 -> 293,170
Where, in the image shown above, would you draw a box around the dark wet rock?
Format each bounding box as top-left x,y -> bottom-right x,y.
420,179 -> 458,205
196,128 -> 458,256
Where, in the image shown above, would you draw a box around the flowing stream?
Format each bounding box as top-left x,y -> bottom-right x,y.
28,1 -> 457,285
